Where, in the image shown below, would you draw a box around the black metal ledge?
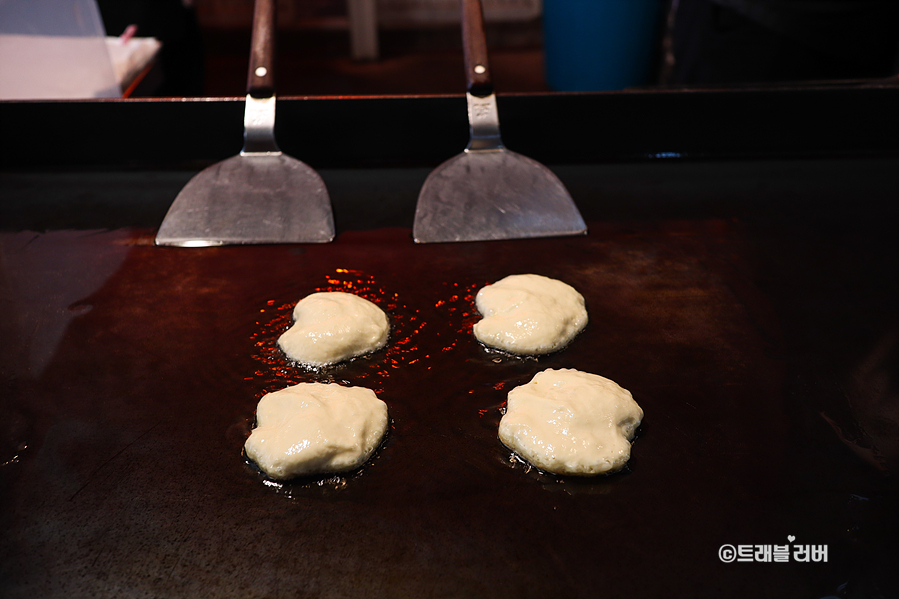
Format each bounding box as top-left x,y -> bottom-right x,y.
2,79 -> 897,170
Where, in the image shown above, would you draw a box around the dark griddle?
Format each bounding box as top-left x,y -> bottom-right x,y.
1,86 -> 897,598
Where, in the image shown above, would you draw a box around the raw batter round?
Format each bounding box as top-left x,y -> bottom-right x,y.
278,291 -> 389,367
473,274 -> 587,355
499,368 -> 643,476
245,382 -> 389,480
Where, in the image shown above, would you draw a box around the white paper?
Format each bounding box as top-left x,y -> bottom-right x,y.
0,34 -> 121,99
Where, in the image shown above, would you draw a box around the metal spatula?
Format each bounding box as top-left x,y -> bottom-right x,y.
155,0 -> 334,247
412,0 -> 586,244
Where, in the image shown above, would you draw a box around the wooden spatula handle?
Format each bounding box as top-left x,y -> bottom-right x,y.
247,0 -> 276,98
462,0 -> 493,97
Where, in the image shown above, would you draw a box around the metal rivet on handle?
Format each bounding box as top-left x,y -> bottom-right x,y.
255,67 -> 268,77
474,65 -> 486,74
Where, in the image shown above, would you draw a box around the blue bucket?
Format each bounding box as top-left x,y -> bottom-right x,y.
543,0 -> 664,91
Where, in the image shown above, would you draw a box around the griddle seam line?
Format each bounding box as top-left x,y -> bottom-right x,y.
67,420 -> 164,502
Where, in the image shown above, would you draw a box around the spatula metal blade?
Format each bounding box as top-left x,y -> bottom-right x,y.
413,149 -> 587,243
155,154 -> 334,247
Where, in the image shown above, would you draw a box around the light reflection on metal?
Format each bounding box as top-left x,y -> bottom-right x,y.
465,92 -> 504,153
241,94 -> 280,156
178,239 -> 221,248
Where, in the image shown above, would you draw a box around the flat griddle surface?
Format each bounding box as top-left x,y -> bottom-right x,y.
1,162 -> 896,598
